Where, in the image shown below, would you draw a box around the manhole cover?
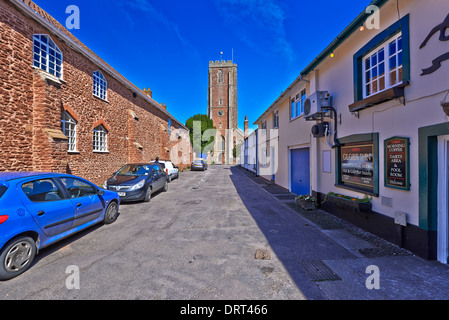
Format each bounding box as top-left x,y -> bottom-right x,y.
255,249 -> 271,260
299,260 -> 341,282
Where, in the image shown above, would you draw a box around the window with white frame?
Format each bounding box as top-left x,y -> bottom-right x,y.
261,148 -> 268,166
93,71 -> 107,100
291,89 -> 307,119
273,110 -> 279,128
261,120 -> 267,135
33,34 -> 63,78
290,98 -> 295,120
93,124 -> 108,152
363,33 -> 402,98
61,111 -> 77,152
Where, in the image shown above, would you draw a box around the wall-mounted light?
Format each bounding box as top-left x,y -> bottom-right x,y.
330,52 -> 335,58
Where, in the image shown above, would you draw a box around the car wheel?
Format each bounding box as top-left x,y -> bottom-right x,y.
144,186 -> 152,202
104,201 -> 118,224
163,180 -> 168,192
0,236 -> 37,281
168,175 -> 172,183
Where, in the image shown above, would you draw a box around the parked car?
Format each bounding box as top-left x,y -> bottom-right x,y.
104,163 -> 168,202
0,172 -> 120,280
191,159 -> 208,171
151,160 -> 179,182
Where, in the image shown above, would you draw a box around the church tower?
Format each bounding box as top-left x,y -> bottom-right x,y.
207,59 -> 239,164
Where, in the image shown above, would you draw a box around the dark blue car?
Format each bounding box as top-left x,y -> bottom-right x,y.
0,172 -> 120,280
103,163 -> 168,202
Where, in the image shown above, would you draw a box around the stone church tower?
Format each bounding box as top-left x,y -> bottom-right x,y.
207,60 -> 243,164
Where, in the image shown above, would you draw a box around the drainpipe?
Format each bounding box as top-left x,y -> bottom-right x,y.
256,129 -> 259,176
323,106 -> 341,149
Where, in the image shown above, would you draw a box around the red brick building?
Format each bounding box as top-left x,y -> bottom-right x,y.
0,0 -> 192,185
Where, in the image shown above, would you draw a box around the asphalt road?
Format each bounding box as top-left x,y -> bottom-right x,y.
0,165 -> 311,300
3,165 -> 449,301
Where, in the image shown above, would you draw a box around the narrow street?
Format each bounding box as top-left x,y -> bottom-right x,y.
2,165 -> 449,300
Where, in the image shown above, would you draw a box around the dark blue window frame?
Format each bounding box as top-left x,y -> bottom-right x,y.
353,14 -> 410,103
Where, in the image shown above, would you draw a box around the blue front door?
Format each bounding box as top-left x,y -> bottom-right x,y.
291,148 -> 310,196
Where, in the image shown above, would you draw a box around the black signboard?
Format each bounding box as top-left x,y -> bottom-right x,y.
340,143 -> 374,193
384,137 -> 410,190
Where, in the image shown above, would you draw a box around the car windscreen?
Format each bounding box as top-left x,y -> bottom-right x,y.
117,164 -> 152,176
193,160 -> 203,164
0,185 -> 7,199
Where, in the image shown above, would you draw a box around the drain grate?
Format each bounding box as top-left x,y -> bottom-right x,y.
299,260 -> 341,282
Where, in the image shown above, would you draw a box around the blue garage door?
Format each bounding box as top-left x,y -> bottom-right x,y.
290,148 -> 310,196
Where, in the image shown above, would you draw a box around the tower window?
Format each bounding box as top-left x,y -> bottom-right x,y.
218,70 -> 223,83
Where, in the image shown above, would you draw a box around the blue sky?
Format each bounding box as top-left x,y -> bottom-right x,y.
33,0 -> 372,130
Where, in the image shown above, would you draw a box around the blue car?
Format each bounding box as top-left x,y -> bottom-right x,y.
0,172 -> 120,280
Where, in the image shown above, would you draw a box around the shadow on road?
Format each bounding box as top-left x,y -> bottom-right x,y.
228,166 -> 354,300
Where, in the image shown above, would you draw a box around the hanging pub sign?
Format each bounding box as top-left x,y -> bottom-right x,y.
384,137 -> 410,190
340,143 -> 374,193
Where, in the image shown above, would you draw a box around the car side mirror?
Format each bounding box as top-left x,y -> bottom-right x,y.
97,189 -> 105,196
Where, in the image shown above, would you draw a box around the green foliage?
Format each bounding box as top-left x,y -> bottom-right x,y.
295,195 -> 315,203
322,192 -> 372,204
185,114 -> 216,155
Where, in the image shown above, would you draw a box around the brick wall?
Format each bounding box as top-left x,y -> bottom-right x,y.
0,0 -> 192,185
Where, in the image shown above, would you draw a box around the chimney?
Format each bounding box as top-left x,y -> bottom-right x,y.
161,103 -> 167,110
143,87 -> 152,98
244,115 -> 249,138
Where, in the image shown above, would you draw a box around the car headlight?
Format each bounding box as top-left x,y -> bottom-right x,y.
129,179 -> 145,191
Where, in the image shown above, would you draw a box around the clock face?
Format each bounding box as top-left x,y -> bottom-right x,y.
218,110 -> 224,117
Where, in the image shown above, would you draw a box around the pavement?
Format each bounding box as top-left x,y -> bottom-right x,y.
235,165 -> 449,300
1,164 -> 449,301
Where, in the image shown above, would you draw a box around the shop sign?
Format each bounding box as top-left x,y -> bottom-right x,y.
341,143 -> 374,192
384,137 -> 410,190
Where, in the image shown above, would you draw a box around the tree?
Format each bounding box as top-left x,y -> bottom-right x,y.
185,114 -> 216,157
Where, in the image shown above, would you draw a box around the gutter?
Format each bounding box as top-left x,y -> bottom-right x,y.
253,74 -> 308,125
254,0 -> 390,126
300,0 -> 389,77
9,0 -> 188,131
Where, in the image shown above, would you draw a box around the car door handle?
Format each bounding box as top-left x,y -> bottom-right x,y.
37,210 -> 45,216
77,203 -> 82,207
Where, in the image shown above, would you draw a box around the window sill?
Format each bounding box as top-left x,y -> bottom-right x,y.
93,94 -> 110,103
334,183 -> 379,198
93,150 -> 110,154
289,114 -> 304,123
68,150 -> 80,154
349,81 -> 409,113
33,67 -> 66,85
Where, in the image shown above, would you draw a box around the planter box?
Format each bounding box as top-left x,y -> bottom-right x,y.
326,195 -> 372,216
300,199 -> 316,211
